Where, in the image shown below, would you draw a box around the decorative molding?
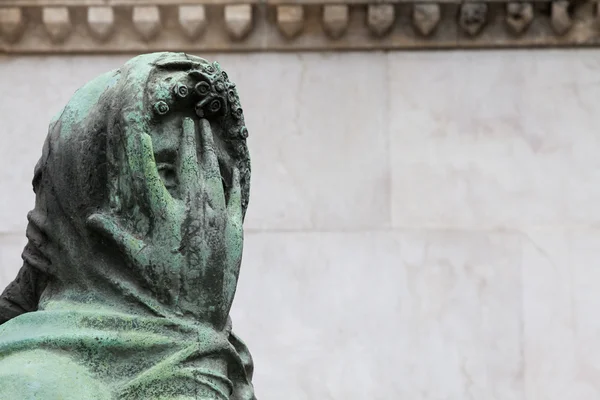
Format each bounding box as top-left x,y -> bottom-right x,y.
322,5 -> 349,39
506,2 -> 534,34
551,0 -> 573,35
0,8 -> 26,43
178,5 -> 207,39
277,5 -> 304,39
132,6 -> 161,41
367,4 -> 396,37
459,3 -> 488,36
412,3 -> 441,36
0,1 -> 597,53
87,6 -> 115,41
42,6 -> 72,43
224,4 -> 253,40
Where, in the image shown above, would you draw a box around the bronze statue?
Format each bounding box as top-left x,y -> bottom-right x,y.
0,52 -> 256,400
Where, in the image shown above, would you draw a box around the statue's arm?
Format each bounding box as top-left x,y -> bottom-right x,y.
0,262 -> 48,325
0,209 -> 52,325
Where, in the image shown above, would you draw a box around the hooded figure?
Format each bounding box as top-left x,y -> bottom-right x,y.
0,52 -> 256,400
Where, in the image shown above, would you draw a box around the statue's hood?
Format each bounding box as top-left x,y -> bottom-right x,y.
25,52 -> 250,316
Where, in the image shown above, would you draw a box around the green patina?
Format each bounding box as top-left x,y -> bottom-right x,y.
0,52 -> 256,400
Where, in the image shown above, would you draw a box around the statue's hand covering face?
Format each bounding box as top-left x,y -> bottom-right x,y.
0,52 -> 256,400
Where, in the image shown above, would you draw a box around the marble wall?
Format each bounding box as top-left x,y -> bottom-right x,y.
0,51 -> 599,399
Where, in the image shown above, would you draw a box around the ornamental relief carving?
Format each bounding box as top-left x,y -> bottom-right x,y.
0,1 -> 596,52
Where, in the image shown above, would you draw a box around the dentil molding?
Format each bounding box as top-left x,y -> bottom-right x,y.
0,0 -> 597,52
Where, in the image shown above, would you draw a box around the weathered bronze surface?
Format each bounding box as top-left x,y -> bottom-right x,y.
0,52 -> 256,400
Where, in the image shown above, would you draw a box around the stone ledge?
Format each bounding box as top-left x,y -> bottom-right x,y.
0,0 -> 571,4
0,1 -> 596,53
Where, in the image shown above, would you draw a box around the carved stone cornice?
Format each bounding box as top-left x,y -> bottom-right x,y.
0,0 -> 596,53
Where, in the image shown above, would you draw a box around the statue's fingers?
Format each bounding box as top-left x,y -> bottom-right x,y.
125,128 -> 172,216
177,117 -> 202,198
224,168 -> 243,276
198,119 -> 226,210
227,168 -> 243,224
86,213 -> 146,266
223,216 -> 243,320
